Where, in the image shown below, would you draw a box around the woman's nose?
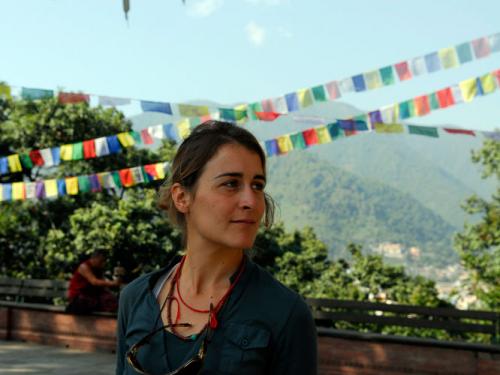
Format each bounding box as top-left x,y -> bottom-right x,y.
239,186 -> 257,209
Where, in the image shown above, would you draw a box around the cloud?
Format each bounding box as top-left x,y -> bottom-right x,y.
187,0 -> 224,18
246,21 -> 266,46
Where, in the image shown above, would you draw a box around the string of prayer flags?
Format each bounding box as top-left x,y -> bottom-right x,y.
0,161 -> 170,202
3,32 -> 500,125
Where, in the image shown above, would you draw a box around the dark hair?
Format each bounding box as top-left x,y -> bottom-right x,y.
90,249 -> 107,258
158,120 -> 275,237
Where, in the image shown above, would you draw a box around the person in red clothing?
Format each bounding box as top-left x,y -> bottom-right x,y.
66,249 -> 121,314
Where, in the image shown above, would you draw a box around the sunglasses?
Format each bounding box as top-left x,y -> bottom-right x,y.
126,320 -> 212,375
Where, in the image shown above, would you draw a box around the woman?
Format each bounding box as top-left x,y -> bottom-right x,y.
116,120 -> 317,374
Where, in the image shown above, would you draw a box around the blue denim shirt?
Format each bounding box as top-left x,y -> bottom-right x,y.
116,256 -> 318,375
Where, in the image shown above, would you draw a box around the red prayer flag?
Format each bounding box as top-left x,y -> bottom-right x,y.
436,88 -> 455,108
29,150 -> 44,166
395,61 -> 412,81
143,164 -> 158,180
255,111 -> 282,121
492,69 -> 500,86
302,129 -> 319,146
443,128 -> 476,136
83,140 -> 96,159
141,129 -> 154,145
414,95 -> 430,116
344,130 -> 357,137
119,168 -> 134,187
58,92 -> 90,104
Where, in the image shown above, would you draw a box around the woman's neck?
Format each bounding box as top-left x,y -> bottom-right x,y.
180,242 -> 244,296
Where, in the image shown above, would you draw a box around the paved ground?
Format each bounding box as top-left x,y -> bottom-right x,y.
0,340 -> 116,374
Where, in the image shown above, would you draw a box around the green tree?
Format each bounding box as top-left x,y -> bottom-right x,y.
454,138 -> 500,311
0,97 -> 175,278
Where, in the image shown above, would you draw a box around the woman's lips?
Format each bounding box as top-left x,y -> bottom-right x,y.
230,220 -> 256,224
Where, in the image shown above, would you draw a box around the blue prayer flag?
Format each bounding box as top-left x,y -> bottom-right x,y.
425,52 -> 441,73
57,179 -> 67,196
35,182 -> 45,198
106,135 -> 122,154
2,184 -> 12,201
369,110 -> 383,126
265,139 -> 279,156
285,93 -> 299,112
352,75 -> 366,92
163,123 -> 180,141
51,147 -> 61,166
89,174 -> 101,192
0,157 -> 8,175
337,119 -> 356,131
140,101 -> 172,115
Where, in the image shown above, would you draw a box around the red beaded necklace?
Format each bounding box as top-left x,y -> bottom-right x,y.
166,254 -> 246,338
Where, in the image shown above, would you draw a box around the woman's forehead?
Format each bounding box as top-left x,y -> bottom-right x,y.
203,144 -> 265,176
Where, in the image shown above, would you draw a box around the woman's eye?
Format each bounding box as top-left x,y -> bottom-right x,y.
252,182 -> 265,191
222,180 -> 239,188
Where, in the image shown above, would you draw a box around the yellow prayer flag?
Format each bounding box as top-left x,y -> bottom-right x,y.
117,132 -> 135,147
0,184 -> 3,201
316,126 -> 332,144
375,123 -> 404,133
364,70 -> 382,90
177,119 -> 191,140
65,177 -> 79,195
60,144 -> 74,161
7,154 -> 22,173
12,182 -> 25,200
459,78 -> 477,102
155,163 -> 166,180
44,179 -> 58,197
0,83 -> 11,99
297,89 -> 313,108
480,73 -> 497,94
277,135 -> 293,153
178,104 -> 210,117
438,47 -> 459,69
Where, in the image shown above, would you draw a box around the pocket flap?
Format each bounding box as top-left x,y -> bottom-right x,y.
224,323 -> 270,350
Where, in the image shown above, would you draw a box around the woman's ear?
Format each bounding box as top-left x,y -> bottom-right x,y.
171,183 -> 191,213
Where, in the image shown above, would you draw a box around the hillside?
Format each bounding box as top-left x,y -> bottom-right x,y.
266,151 -> 458,268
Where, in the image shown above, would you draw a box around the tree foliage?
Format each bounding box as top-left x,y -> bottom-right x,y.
454,138 -> 500,311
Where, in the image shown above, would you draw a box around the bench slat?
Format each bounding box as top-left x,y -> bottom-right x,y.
313,311 -> 496,334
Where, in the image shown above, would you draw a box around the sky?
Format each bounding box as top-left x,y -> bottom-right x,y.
1,0 -> 499,131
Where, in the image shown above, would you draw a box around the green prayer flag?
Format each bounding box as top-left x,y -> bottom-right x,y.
78,175 -> 91,193
290,133 -> 306,150
408,125 -> 439,138
399,100 -> 415,120
111,171 -> 123,189
72,142 -> 84,160
311,85 -> 327,102
379,66 -> 395,86
429,93 -> 440,110
248,102 -> 262,120
130,131 -> 142,144
19,153 -> 33,169
327,122 -> 343,139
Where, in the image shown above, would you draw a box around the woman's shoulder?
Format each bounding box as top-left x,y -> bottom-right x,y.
245,260 -> 310,318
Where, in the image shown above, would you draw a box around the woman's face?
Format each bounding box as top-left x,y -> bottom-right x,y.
181,143 -> 266,251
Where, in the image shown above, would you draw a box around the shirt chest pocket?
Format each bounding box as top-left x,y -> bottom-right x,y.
218,323 -> 271,374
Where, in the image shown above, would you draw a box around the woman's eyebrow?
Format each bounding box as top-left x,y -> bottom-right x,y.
214,172 -> 266,181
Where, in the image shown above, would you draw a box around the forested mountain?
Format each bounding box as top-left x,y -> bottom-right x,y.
266,151 -> 458,268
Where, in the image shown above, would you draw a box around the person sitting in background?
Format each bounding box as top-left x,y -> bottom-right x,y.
66,249 -> 121,314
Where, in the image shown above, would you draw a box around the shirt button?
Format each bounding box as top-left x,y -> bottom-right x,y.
241,338 -> 249,347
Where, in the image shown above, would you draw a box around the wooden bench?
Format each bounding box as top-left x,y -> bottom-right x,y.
306,297 -> 500,344
0,277 -> 116,351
